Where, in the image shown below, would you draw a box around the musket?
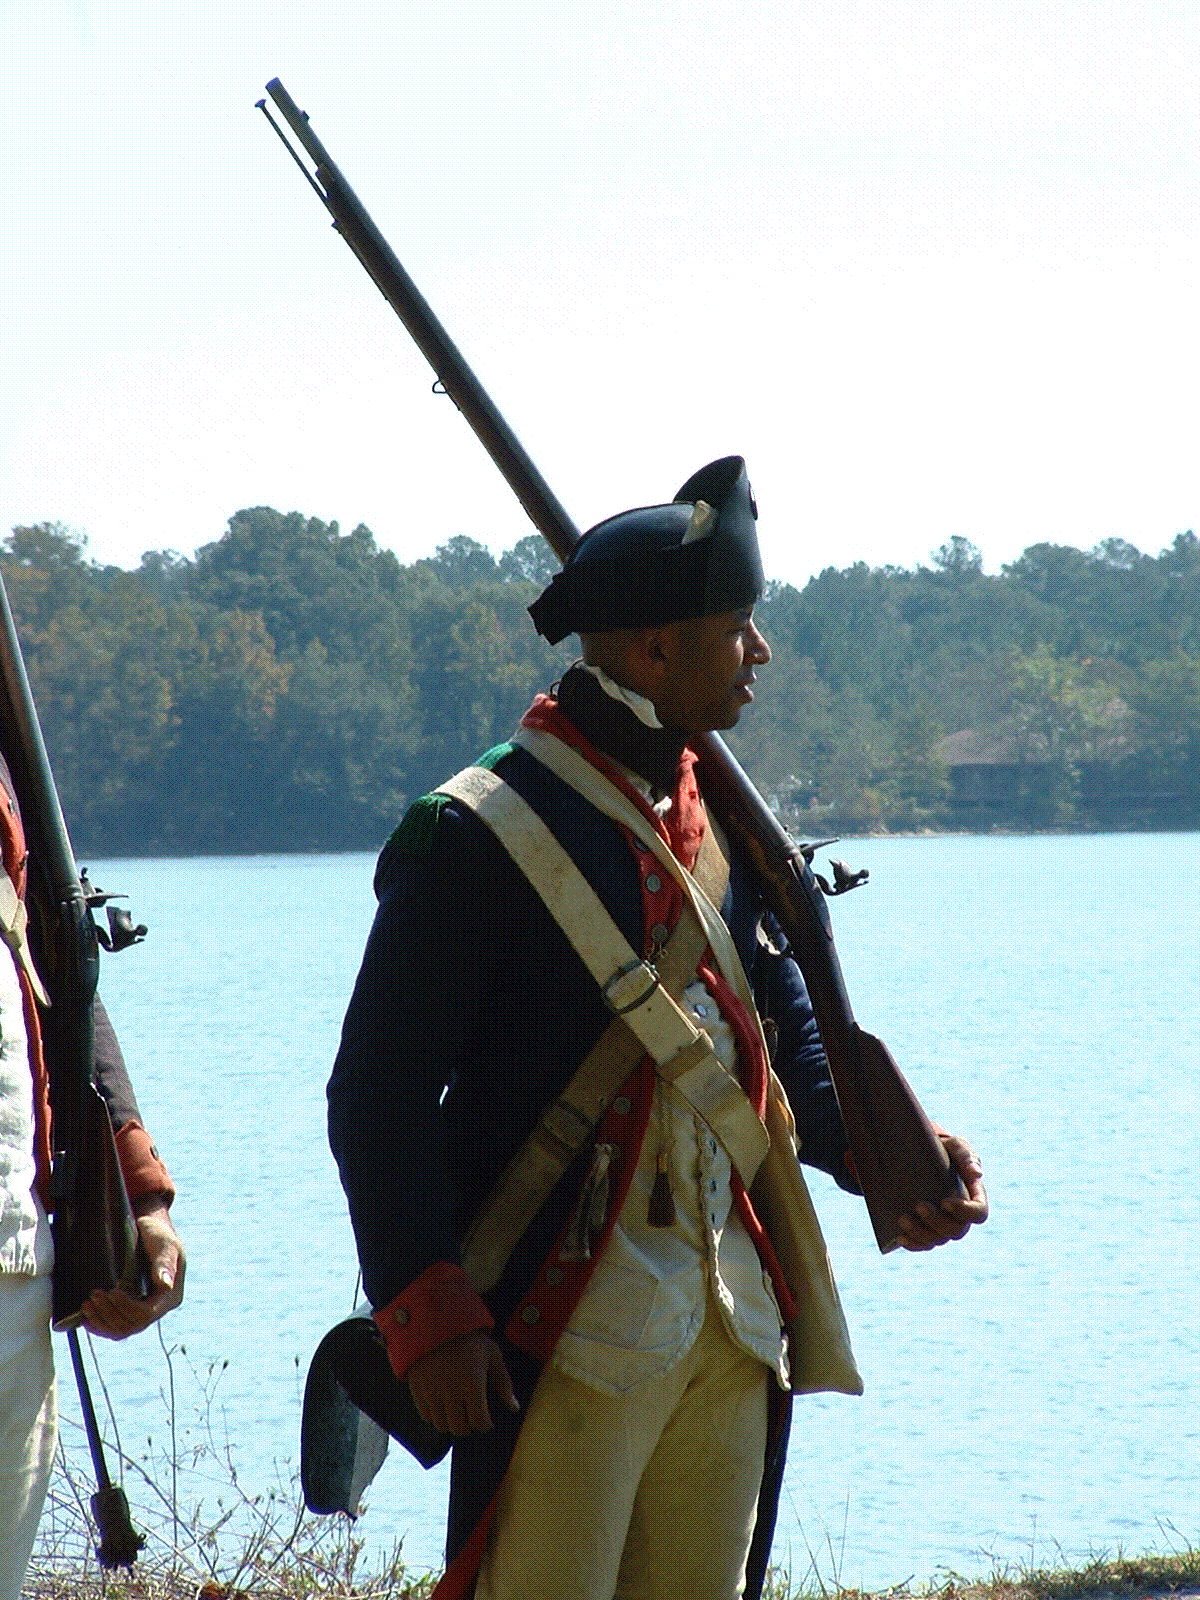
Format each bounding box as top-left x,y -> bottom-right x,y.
258,79 -> 961,1251
0,570 -> 145,1566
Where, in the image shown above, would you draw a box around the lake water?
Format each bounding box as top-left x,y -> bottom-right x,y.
53,832 -> 1198,1590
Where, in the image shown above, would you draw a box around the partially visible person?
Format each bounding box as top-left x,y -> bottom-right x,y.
0,755 -> 185,1600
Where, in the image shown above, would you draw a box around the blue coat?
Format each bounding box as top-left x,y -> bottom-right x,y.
328,687 -> 857,1597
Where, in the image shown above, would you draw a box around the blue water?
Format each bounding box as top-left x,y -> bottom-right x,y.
58,833 -> 1199,1589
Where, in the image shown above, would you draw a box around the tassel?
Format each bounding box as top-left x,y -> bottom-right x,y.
647,1149 -> 677,1227
647,1083 -> 676,1226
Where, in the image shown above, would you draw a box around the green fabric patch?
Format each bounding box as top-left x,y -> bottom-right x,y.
383,745 -> 512,860
386,791 -> 455,859
477,741 -> 515,772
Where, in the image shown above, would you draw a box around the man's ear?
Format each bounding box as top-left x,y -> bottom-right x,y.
640,627 -> 668,669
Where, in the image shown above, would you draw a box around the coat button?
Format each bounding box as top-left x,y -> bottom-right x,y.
613,1096 -> 631,1116
393,1306 -> 410,1327
645,873 -> 662,893
650,922 -> 670,945
545,1266 -> 564,1286
520,1304 -> 541,1326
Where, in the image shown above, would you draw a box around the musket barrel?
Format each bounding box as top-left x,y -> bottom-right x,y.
260,81 -> 962,1250
263,79 -> 579,563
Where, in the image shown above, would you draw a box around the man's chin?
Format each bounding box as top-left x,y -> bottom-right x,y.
662,699 -> 747,734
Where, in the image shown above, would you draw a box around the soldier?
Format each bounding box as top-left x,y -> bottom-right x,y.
329,457 -> 986,1600
0,754 -> 185,1600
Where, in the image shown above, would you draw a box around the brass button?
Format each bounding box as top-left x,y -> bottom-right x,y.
645,873 -> 662,893
613,1096 -> 632,1116
394,1306 -> 410,1327
650,922 -> 670,945
520,1304 -> 541,1326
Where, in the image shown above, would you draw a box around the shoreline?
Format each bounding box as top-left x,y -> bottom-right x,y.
22,1544 -> 1200,1600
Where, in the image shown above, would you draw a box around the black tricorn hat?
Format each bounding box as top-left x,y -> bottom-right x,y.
528,456 -> 764,645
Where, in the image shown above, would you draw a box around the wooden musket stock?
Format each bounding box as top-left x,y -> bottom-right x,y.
259,79 -> 961,1251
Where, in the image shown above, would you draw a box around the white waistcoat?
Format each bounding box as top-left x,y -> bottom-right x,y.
0,946 -> 52,1277
549,715 -> 790,1397
551,981 -> 789,1396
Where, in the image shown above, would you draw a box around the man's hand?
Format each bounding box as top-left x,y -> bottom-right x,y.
80,1199 -> 186,1340
406,1330 -> 519,1437
896,1129 -> 988,1252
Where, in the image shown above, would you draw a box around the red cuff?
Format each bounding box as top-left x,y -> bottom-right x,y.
373,1261 -> 495,1381
114,1121 -> 175,1207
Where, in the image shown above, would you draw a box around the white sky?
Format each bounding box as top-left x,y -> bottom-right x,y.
1,1 -> 1196,589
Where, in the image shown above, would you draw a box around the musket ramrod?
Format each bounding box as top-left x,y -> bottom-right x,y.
258,79 -> 961,1251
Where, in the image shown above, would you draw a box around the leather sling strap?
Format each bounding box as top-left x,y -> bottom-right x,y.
439,764 -> 770,1289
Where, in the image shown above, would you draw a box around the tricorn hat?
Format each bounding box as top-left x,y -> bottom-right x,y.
528,456 -> 764,645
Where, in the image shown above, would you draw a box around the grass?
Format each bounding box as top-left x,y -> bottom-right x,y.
25,1329 -> 437,1599
24,1333 -> 1198,1598
759,1532 -> 1200,1600
24,1540 -> 1200,1600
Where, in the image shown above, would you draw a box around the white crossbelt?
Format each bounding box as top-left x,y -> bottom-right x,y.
437,764 -> 770,1189
439,745 -> 864,1397
510,725 -> 765,1030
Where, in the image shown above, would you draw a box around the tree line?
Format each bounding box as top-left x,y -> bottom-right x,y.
2,511 -> 1196,854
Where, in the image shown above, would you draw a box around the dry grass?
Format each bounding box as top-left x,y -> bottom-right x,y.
23,1331 -> 435,1600
25,1334 -> 1196,1599
763,1541 -> 1200,1600
23,1548 -> 1200,1600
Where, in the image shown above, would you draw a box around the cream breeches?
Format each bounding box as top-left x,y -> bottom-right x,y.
0,1273 -> 56,1600
476,1292 -> 770,1600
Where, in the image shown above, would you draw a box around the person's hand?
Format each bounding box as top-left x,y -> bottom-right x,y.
80,1200 -> 186,1340
406,1330 -> 519,1436
896,1130 -> 988,1251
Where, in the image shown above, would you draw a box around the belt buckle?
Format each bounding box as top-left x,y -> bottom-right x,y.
602,958 -> 661,1016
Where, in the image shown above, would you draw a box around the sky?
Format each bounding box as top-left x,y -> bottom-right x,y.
1,1 -> 1196,591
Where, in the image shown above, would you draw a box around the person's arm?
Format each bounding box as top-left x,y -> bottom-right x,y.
328,805 -> 514,1431
757,913 -> 987,1247
82,999 -> 186,1339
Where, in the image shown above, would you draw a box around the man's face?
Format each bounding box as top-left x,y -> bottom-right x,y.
649,606 -> 772,733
